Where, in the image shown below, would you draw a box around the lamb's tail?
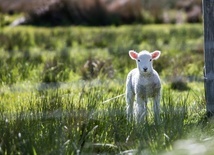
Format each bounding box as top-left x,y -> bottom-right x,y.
102,93 -> 125,104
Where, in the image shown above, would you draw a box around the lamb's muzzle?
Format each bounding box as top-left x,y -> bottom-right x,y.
143,67 -> 148,72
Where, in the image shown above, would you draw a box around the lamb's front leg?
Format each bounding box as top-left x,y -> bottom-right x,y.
153,93 -> 161,124
126,89 -> 134,121
135,96 -> 147,123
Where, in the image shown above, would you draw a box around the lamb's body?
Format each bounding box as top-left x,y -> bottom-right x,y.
127,68 -> 161,99
126,50 -> 161,122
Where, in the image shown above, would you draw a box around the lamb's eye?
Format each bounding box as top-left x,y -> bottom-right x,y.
138,59 -> 140,62
150,59 -> 152,61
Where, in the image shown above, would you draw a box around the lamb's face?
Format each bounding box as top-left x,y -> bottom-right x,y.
137,52 -> 153,74
129,50 -> 161,74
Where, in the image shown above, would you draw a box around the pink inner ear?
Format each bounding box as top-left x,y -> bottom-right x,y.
152,51 -> 160,59
129,50 -> 138,60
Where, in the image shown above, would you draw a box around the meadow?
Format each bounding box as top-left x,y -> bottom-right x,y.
0,23 -> 213,154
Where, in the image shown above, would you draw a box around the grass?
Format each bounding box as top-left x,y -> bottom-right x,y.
0,23 -> 212,154
0,80 -> 208,154
0,24 -> 204,84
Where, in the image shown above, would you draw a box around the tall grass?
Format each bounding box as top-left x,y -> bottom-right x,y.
0,80 -> 207,154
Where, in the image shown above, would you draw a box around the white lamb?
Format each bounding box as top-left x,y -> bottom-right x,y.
125,50 -> 161,123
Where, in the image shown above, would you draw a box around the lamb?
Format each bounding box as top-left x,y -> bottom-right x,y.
125,50 -> 161,123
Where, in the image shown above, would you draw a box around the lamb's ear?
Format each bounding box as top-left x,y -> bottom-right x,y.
129,50 -> 138,60
151,50 -> 161,60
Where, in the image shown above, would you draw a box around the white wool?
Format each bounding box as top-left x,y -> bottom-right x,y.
126,50 -> 161,123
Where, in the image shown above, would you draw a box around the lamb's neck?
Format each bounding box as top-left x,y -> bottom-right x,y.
139,71 -> 155,78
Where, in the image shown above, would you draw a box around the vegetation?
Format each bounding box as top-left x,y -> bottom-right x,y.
0,24 -> 203,84
0,23 -> 212,154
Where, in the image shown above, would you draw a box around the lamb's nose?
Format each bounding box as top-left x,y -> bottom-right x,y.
143,67 -> 148,72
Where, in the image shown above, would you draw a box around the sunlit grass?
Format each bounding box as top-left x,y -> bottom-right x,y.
0,79 -> 207,154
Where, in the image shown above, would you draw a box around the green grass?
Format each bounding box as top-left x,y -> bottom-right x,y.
0,80 -> 208,154
0,24 -> 204,84
0,23 -> 212,154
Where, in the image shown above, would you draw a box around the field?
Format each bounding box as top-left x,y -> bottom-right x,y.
1,23 -> 214,154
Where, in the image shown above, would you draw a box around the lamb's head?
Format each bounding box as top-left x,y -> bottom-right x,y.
129,50 -> 161,74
